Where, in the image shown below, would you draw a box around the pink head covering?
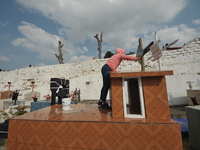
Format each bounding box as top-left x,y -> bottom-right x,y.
115,48 -> 126,54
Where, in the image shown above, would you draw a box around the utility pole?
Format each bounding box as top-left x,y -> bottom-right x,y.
94,32 -> 103,59
154,31 -> 161,71
139,38 -> 145,71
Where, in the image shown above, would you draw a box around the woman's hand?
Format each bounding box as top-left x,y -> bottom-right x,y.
136,56 -> 142,60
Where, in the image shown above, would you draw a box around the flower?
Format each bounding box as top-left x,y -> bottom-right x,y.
43,94 -> 51,98
31,95 -> 38,98
43,94 -> 51,101
70,91 -> 76,100
70,88 -> 81,101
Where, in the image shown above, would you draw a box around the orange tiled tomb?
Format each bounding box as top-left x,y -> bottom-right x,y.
7,70 -> 183,150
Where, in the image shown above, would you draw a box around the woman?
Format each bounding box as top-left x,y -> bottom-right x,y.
99,48 -> 141,109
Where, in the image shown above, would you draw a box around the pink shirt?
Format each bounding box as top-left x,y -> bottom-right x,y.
106,48 -> 137,71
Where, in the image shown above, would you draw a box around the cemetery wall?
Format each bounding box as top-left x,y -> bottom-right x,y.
0,38 -> 200,106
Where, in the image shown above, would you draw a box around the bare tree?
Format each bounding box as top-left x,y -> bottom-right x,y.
94,32 -> 103,59
55,41 -> 64,64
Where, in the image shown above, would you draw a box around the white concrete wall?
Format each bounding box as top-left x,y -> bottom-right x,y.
0,38 -> 200,106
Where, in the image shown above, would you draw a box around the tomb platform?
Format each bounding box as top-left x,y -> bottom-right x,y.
7,70 -> 183,149
7,103 -> 182,150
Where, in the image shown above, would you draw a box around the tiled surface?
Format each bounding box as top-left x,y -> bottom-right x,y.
17,120 -> 37,144
111,78 -> 124,118
101,123 -> 127,149
8,104 -> 177,123
7,119 -> 18,142
153,124 -> 183,150
110,70 -> 173,78
110,71 -> 171,119
77,122 -> 102,149
30,100 -> 80,112
142,76 -> 171,119
55,121 -> 78,148
7,104 -> 182,150
126,124 -> 154,149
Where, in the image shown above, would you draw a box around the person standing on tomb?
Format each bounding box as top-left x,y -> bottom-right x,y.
99,48 -> 141,110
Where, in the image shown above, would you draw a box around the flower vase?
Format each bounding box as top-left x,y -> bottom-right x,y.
33,98 -> 38,102
46,97 -> 50,101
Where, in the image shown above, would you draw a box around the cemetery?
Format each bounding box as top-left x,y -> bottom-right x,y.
0,38 -> 199,149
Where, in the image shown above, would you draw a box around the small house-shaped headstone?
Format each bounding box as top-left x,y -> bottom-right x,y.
24,92 -> 40,101
0,91 -> 14,99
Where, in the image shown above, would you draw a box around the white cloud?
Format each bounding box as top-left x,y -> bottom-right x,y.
0,21 -> 10,27
148,24 -> 200,47
36,63 -> 45,66
192,19 -> 200,25
16,0 -> 187,50
12,37 -> 36,50
11,21 -> 86,62
68,55 -> 93,63
12,0 -> 200,64
0,55 -> 10,61
82,47 -> 88,53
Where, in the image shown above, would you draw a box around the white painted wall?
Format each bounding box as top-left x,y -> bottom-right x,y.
0,38 -> 200,106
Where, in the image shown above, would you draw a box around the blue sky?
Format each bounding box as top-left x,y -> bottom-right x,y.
0,0 -> 200,71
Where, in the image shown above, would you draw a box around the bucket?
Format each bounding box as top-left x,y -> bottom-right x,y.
62,98 -> 71,110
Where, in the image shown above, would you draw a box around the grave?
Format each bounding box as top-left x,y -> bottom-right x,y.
7,39 -> 183,149
7,70 -> 183,149
0,91 -> 14,100
24,81 -> 40,101
30,100 -> 52,112
3,100 -> 25,110
186,89 -> 200,106
50,78 -> 70,105
30,78 -> 80,112
2,90 -> 24,110
186,106 -> 200,150
0,82 -> 14,99
24,92 -> 40,101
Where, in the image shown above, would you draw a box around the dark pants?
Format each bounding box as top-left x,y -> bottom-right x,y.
100,64 -> 111,103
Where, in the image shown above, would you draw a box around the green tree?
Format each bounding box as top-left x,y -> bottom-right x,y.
104,51 -> 114,58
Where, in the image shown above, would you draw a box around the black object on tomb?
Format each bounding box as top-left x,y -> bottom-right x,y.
50,78 -> 70,105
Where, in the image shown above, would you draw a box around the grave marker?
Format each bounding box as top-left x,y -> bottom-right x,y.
28,81 -> 37,92
4,82 -> 14,98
